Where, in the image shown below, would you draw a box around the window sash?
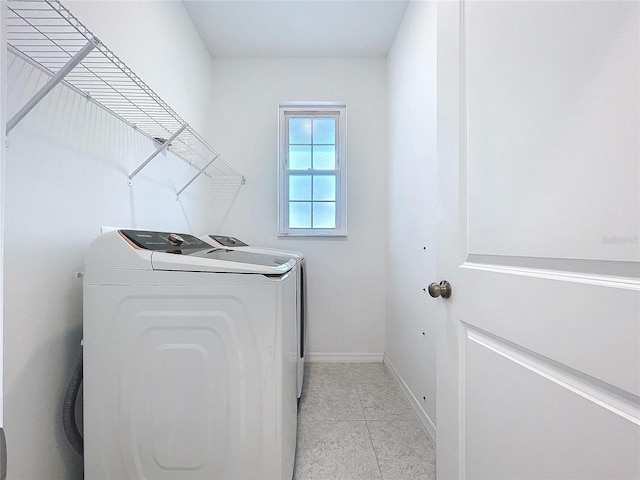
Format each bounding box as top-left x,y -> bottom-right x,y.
285,114 -> 340,170
284,170 -> 341,230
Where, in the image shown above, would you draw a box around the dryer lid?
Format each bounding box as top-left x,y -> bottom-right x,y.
151,249 -> 295,275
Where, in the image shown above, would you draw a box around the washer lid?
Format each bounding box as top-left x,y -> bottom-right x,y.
119,230 -> 294,275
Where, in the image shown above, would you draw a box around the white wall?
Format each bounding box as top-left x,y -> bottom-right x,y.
206,58 -> 388,359
385,1 -> 438,434
3,2 -> 226,478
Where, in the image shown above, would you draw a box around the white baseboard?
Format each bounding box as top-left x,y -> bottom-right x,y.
384,354 -> 437,445
306,352 -> 384,363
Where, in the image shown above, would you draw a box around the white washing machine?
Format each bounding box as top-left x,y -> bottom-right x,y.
83,229 -> 298,480
202,235 -> 307,400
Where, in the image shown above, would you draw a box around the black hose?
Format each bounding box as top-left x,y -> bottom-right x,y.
62,350 -> 83,457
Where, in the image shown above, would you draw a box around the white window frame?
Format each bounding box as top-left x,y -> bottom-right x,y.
278,102 -> 347,236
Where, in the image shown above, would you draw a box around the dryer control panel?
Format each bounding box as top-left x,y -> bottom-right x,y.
120,230 -> 210,252
208,235 -> 249,247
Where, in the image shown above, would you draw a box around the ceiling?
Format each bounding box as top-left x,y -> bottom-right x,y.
182,1 -> 410,58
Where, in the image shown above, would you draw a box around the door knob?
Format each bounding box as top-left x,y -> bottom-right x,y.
428,280 -> 452,299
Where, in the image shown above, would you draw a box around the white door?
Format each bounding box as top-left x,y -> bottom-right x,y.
435,2 -> 639,479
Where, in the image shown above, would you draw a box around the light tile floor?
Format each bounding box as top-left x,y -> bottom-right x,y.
293,363 -> 436,480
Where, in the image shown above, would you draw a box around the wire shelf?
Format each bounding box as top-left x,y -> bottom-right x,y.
5,0 -> 245,193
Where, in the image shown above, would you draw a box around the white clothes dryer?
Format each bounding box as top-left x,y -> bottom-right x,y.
202,235 -> 307,400
83,229 -> 298,480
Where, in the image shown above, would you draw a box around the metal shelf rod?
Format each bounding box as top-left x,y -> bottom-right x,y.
176,154 -> 220,198
6,39 -> 95,133
128,124 -> 186,182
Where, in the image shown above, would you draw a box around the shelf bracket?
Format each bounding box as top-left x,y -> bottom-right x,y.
6,41 -> 95,134
176,154 -> 220,198
128,125 -> 186,183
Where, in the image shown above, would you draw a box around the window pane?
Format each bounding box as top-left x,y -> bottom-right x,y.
289,118 -> 311,144
313,175 -> 336,201
313,202 -> 336,228
289,146 -> 311,169
289,175 -> 311,201
289,202 -> 312,228
313,118 -> 335,144
313,145 -> 335,170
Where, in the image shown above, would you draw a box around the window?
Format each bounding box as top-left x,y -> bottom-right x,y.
278,103 -> 347,236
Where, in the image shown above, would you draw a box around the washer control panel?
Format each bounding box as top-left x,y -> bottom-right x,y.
120,230 -> 210,252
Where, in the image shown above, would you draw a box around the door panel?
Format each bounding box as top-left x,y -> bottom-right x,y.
465,1 -> 639,263
436,1 -> 640,479
461,267 -> 639,395
465,335 -> 639,479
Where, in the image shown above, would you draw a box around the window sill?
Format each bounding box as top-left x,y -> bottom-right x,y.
278,231 -> 347,238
